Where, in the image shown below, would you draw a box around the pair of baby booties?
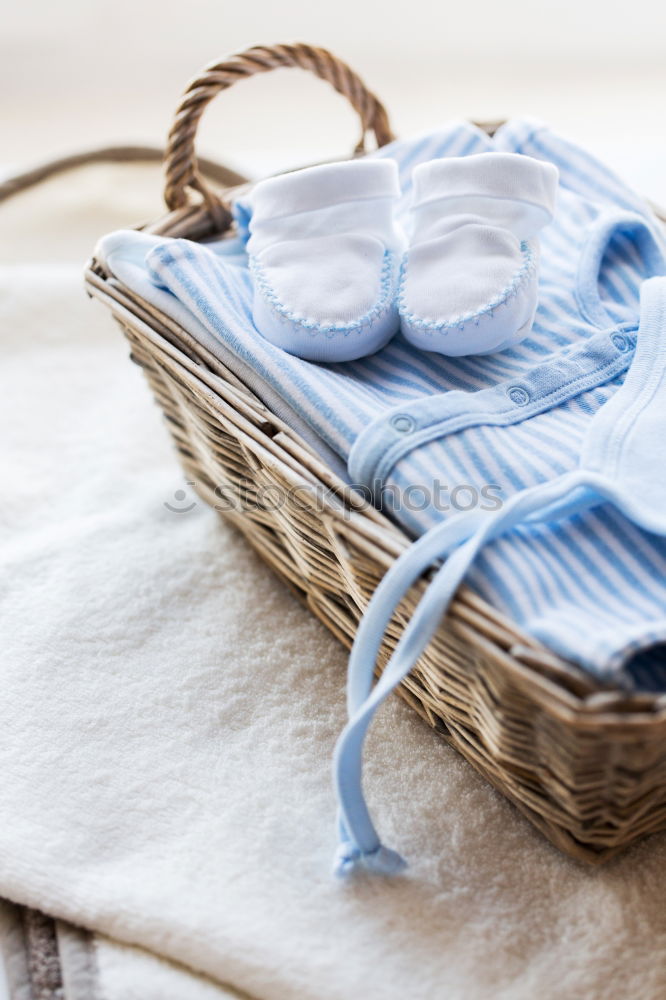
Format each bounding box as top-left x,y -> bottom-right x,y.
245,152 -> 559,363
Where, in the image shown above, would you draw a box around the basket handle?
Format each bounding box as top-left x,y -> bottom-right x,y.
0,145 -> 246,207
163,42 -> 396,227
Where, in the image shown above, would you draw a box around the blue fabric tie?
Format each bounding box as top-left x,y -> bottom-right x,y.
333,277 -> 666,877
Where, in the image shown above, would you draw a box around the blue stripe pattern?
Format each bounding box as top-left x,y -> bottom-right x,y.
145,117 -> 666,687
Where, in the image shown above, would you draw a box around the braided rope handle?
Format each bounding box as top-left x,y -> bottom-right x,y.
163,43 -> 396,227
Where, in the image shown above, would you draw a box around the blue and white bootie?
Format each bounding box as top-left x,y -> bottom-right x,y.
246,159 -> 404,362
399,152 -> 559,356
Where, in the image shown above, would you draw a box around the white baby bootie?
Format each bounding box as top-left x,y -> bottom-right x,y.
399,152 -> 559,356
246,159 -> 404,363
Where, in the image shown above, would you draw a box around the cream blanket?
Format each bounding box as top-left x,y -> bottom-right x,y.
1,162 -> 665,1000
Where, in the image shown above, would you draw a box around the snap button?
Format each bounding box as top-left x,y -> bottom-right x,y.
390,414 -> 415,434
507,386 -> 530,406
611,332 -> 630,352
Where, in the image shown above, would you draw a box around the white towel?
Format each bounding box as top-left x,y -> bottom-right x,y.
1,163 -> 666,1000
0,900 -> 240,999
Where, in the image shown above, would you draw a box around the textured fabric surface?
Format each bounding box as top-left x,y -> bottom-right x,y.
0,901 -> 32,1000
0,899 -> 243,1000
3,161 -> 666,1000
92,937 -> 244,1000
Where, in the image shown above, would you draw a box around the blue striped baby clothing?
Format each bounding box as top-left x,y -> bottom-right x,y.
96,118 -> 666,874
110,117 -> 666,683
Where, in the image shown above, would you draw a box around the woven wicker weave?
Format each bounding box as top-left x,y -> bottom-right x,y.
84,43 -> 666,865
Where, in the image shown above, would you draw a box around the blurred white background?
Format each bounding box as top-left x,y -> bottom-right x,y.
2,0 -> 666,203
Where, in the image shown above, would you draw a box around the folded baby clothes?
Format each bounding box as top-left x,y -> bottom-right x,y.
399,153 -> 559,355
246,159 -> 404,362
95,117 -> 666,875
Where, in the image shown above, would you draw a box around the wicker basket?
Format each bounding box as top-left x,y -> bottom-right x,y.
85,42 -> 666,865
